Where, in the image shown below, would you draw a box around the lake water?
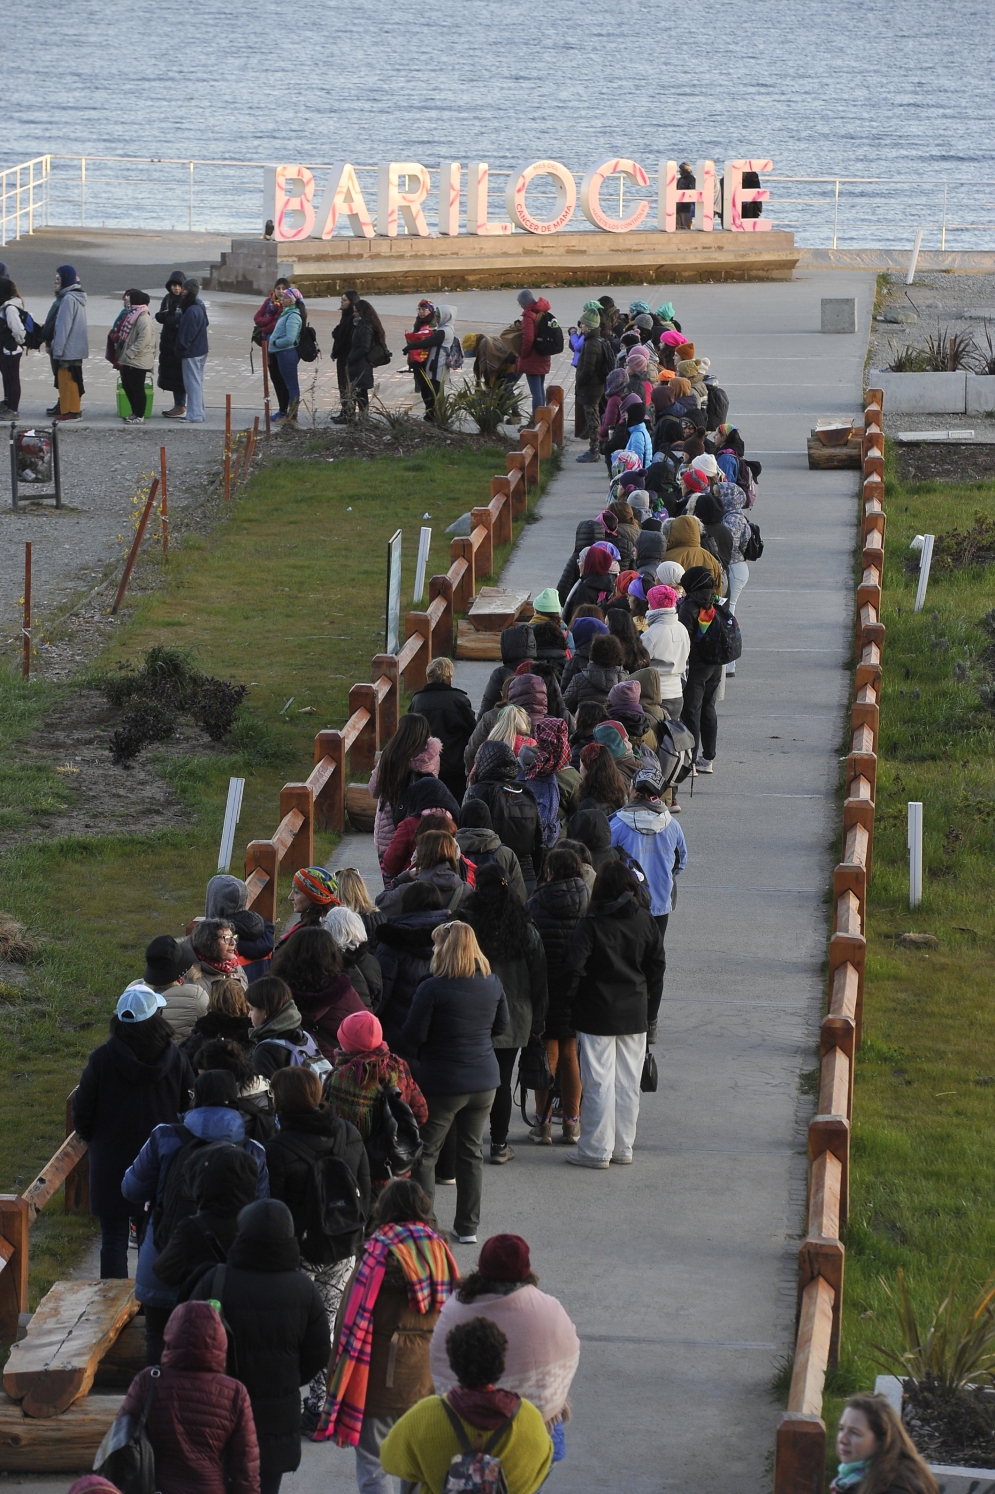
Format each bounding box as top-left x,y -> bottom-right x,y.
5,0 -> 995,248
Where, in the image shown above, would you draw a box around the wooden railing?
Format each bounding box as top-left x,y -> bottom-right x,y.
0,389 -> 564,1334
774,387 -> 885,1492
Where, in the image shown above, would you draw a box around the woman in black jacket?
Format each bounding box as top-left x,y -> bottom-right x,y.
190,1198 -> 330,1491
345,298 -> 386,416
73,984 -> 194,1278
463,865 -> 548,1166
152,1144 -> 259,1294
562,862 -> 664,1169
526,848 -> 590,1146
678,564 -> 723,772
409,656 -> 477,802
405,922 -> 509,1245
330,288 -> 359,421
462,740 -> 545,895
371,883 -> 451,1057
154,270 -> 187,417
265,1067 -> 370,1429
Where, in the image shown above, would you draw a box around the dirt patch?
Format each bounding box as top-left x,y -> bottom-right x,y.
895,443 -> 995,485
903,1380 -> 995,1469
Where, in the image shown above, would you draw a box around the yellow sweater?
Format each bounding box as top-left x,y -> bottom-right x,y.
380,1393 -> 553,1494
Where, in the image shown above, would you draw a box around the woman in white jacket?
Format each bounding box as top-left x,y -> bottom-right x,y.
641,585 -> 690,719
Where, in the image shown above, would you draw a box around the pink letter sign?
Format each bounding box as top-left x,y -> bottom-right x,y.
265,165 -> 315,242
467,163 -> 514,236
722,159 -> 773,231
439,163 -> 461,236
312,163 -> 376,240
505,160 -> 577,234
659,159 -> 716,232
580,159 -> 650,232
377,162 -> 432,237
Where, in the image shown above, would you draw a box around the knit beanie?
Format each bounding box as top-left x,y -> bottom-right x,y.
656,302 -> 676,321
661,330 -> 687,348
582,299 -> 603,317
627,348 -> 650,369
691,453 -> 720,477
517,289 -> 537,308
183,278 -> 200,296
655,560 -> 685,587
125,289 -> 151,306
633,314 -> 654,331
570,616 -> 609,647
578,311 -> 600,330
629,300 -> 650,315
628,489 -> 651,511
647,584 -> 678,611
478,1234 -> 531,1282
292,865 -> 340,906
338,1010 -> 383,1052
675,341 -> 695,360
607,681 -> 641,715
676,359 -> 700,380
681,469 -> 710,494
592,723 -> 628,759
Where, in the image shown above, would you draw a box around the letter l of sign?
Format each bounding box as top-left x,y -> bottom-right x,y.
466,163 -> 514,236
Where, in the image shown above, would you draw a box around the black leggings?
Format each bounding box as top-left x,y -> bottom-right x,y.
0,351 -> 21,411
489,1047 -> 519,1145
119,364 -> 148,416
268,351 -> 289,414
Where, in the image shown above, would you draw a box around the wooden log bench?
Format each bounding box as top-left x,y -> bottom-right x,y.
3,1279 -> 138,1418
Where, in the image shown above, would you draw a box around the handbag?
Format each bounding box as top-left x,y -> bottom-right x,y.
368,338 -> 391,368
640,1048 -> 659,1094
518,1034 -> 554,1093
93,1365 -> 159,1494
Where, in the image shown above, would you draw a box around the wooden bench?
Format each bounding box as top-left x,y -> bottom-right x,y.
4,1279 -> 138,1418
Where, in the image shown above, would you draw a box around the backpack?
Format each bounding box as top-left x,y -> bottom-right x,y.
737,457 -> 758,505
297,305 -> 320,363
486,785 -> 537,860
531,311 -> 564,358
153,1131 -> 247,1252
705,382 -> 729,428
440,1398 -> 519,1494
276,1132 -> 365,1264
365,1082 -> 424,1183
368,337 -> 392,368
263,1030 -> 333,1079
654,717 -> 697,788
446,336 -> 465,371
596,338 -> 617,383
94,1366 -> 159,1494
742,522 -> 764,562
694,601 -> 742,665
0,304 -> 33,354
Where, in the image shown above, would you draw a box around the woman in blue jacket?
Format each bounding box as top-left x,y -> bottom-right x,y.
624,401 -> 654,469
267,289 -> 303,422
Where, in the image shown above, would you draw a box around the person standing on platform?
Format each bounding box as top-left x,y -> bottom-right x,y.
175,278 -> 209,424
331,289 -> 360,421
515,290 -> 552,420
267,288 -> 303,423
50,264 -> 88,421
676,163 -> 696,230
117,290 -> 156,425
156,271 -> 187,418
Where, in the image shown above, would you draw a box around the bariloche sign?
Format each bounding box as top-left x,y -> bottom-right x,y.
265,157 -> 773,241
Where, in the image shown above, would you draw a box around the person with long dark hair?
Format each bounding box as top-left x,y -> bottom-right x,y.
270,927 -> 365,1060
832,1393 -> 938,1494
575,741 -> 628,816
463,865 -> 547,1165
526,848 -> 589,1145
368,713 -> 438,882
562,861 -> 664,1168
154,271 -> 187,417
330,289 -> 360,422
607,609 -> 650,673
0,276 -> 27,417
72,982 -> 194,1278
347,298 -> 388,416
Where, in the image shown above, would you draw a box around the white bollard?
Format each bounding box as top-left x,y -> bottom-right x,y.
218,776 -> 246,872
413,526 -> 432,603
906,228 -> 924,286
913,534 -> 935,613
908,801 -> 923,909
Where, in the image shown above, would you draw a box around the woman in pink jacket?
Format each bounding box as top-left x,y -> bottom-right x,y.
515,290 -> 552,418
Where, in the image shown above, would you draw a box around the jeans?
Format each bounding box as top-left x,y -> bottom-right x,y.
681,663 -> 722,761
489,1047 -> 519,1146
576,1031 -> 647,1163
0,350 -> 21,411
182,354 -> 207,421
274,347 -> 301,415
99,1214 -> 130,1279
525,372 -> 546,419
411,1088 -> 496,1237
119,364 -> 148,417
355,1415 -> 418,1494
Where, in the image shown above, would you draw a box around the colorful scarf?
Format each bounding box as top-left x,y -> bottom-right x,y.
696,605 -> 716,637
108,305 -> 143,349
198,953 -> 240,977
830,1460 -> 869,1492
316,1223 -> 457,1447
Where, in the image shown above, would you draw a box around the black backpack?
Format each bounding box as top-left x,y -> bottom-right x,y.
488,785 -> 537,858
655,717 -> 697,788
694,601 -> 743,665
705,383 -> 729,428
742,522 -> 764,562
277,1132 -> 365,1264
297,304 -> 320,363
365,1083 -> 424,1183
532,311 -> 564,357
153,1128 -> 237,1251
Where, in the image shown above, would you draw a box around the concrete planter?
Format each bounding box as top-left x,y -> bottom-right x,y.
872,371 -> 967,414
967,373 -> 995,414
874,1376 -> 995,1493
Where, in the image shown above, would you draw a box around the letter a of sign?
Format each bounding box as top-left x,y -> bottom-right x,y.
378,163 -> 432,237
312,163 -> 376,239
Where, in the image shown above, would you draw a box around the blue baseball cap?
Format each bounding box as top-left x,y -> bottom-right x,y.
116,981 -> 168,1022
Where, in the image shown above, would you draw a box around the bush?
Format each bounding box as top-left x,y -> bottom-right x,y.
98,646 -> 247,765
454,380 -> 524,435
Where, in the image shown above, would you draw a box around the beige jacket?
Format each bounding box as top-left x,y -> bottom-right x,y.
118,308 -> 156,371
159,977 -> 210,1040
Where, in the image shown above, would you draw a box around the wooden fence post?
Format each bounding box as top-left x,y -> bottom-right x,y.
63,1090 -> 89,1215
348,684 -> 378,775
534,407 -> 554,459
313,729 -> 345,833
372,655 -> 399,744
519,431 -> 540,489
488,478 -> 514,544
0,1195 -> 30,1340
470,508 -> 494,577
279,783 -> 314,875
430,574 -> 454,658
546,385 -> 565,445
244,840 -> 278,923
507,451 -> 528,504
775,1412 -> 826,1494
449,538 -> 475,612
403,616 -> 432,691
506,466 -> 527,519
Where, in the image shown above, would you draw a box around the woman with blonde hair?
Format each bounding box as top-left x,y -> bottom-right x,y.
377,829 -> 468,918
333,867 -> 384,942
404,922 -> 509,1245
832,1393 -> 937,1494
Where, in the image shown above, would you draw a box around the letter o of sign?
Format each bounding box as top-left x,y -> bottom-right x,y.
504,160 -> 577,235
579,159 -> 650,233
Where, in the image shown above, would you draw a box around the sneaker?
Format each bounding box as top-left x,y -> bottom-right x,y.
54,411 -> 81,421
575,451 -> 599,463
725,666 -> 736,678
669,797 -> 681,815
435,1176 -> 457,1187
564,1151 -> 609,1170
611,1153 -> 634,1165
489,1143 -> 514,1165
0,403 -> 13,418
452,1233 -> 478,1245
330,412 -> 352,424
162,407 -> 186,419
124,415 -> 145,425
695,757 -> 714,773
558,1119 -> 580,1144
272,411 -> 287,421
530,1121 -> 553,1146
46,403 -> 61,416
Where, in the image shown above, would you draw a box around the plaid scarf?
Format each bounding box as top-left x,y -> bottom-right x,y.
315,1223 -> 457,1447
197,953 -> 240,977
326,1047 -> 407,1139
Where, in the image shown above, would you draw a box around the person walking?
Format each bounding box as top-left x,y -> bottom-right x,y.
324,1010 -> 428,1173
117,1300 -> 260,1494
49,264 -> 88,421
323,906 -> 383,1010
189,1199 -> 331,1494
678,564 -> 724,772
562,861 -> 664,1168
0,276 -> 27,417
462,741 -> 545,896
405,922 -> 509,1244
833,1393 -> 938,1494
315,1178 -> 458,1491
455,800 -> 528,903
346,298 -> 387,418
267,288 -> 303,423
462,865 -> 547,1166
116,290 -> 156,424
72,982 -> 194,1279
155,270 -> 188,417
175,278 -> 209,423
526,847 -> 589,1145
409,658 -> 476,803
331,289 -> 360,421
265,1067 -> 370,1432
151,1144 -> 259,1292
368,714 -> 440,883
515,290 -> 552,419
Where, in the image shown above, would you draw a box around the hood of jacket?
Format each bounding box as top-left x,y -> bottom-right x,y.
669,515 -> 701,548
591,890 -> 640,919
294,974 -> 357,1024
507,673 -> 547,719
680,566 -> 716,605
530,876 -> 590,922
500,624 -> 537,666
57,284 -> 86,305
184,1106 -> 247,1144
631,666 -> 663,706
409,735 -> 443,776
436,304 -> 455,330
376,907 -> 451,951
274,1103 -> 343,1140
614,804 -> 673,835
251,1000 -> 304,1042
205,873 -> 248,918
455,826 -> 502,855
191,1143 -> 259,1214
229,907 -> 266,940
161,1300 -> 228,1373
566,807 -> 612,853
582,663 -> 625,693
575,518 -> 607,553
108,1033 -> 179,1086
474,740 -> 520,782
529,297 -> 551,316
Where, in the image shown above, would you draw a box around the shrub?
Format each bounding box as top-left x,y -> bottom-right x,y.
98,646 -> 247,765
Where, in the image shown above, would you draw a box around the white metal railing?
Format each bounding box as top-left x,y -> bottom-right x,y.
0,156 -> 51,246
1,154 -> 993,251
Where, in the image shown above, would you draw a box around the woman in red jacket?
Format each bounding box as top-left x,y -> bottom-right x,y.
515,290 -> 552,419
118,1300 -> 259,1494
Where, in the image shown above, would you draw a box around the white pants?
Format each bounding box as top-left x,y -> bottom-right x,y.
725,560 -> 749,673
182,354 -> 207,421
577,1031 -> 646,1162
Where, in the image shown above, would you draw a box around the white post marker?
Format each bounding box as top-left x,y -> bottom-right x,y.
385,529 -> 402,653
913,533 -> 935,612
218,777 -> 245,873
413,526 -> 432,602
906,227 -> 924,286
908,802 -> 923,910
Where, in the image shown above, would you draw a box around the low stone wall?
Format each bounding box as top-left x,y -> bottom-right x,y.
871,370 -> 995,415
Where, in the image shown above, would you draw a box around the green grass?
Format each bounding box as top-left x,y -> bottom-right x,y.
0,443 -> 550,1232
820,457 -> 995,1452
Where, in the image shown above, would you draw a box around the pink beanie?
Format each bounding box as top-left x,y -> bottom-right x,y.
338,1010 -> 383,1052
647,585 -> 678,610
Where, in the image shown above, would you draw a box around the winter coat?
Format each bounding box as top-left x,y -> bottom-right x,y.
120,1303 -> 259,1494
642,607 -> 691,693
122,1105 -> 269,1309
175,298 -> 209,360
330,305 -> 354,362
181,1010 -> 253,1066
118,307 -> 156,372
267,306 -> 301,353
636,528 -> 666,569
373,908 -> 454,1058
231,909 -> 274,984
626,423 -> 653,469
610,805 -> 687,916
347,319 -> 375,391
72,1035 -> 194,1217
562,573 -> 617,627
247,1000 -> 310,1079
533,632 -> 568,679
376,862 -> 469,920
291,975 -> 367,1061
575,331 -> 610,402
563,662 -> 626,712
370,737 -> 444,859
333,1251 -> 441,1417
678,573 -> 724,664
381,1394 -> 552,1494
159,979 -> 210,1042
252,296 -> 282,340
564,891 -> 666,1036
189,1219 -> 330,1478
455,826 -> 528,902
341,943 -> 383,1011
152,1142 -> 263,1290
403,974 -> 509,1095
425,305 -> 456,383
526,877 -> 590,1039
665,516 -> 723,589
462,771 -> 545,889
324,1043 -> 428,1142
51,285 -> 88,361
408,681 -> 477,798
155,290 -> 185,389
516,298 -> 552,376
264,1105 -> 371,1253
465,922 -> 547,1050
556,518 -> 608,603
479,624 -> 538,717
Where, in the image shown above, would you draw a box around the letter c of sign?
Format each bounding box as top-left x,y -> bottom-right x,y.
579,159 -> 650,233
504,160 -> 577,235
